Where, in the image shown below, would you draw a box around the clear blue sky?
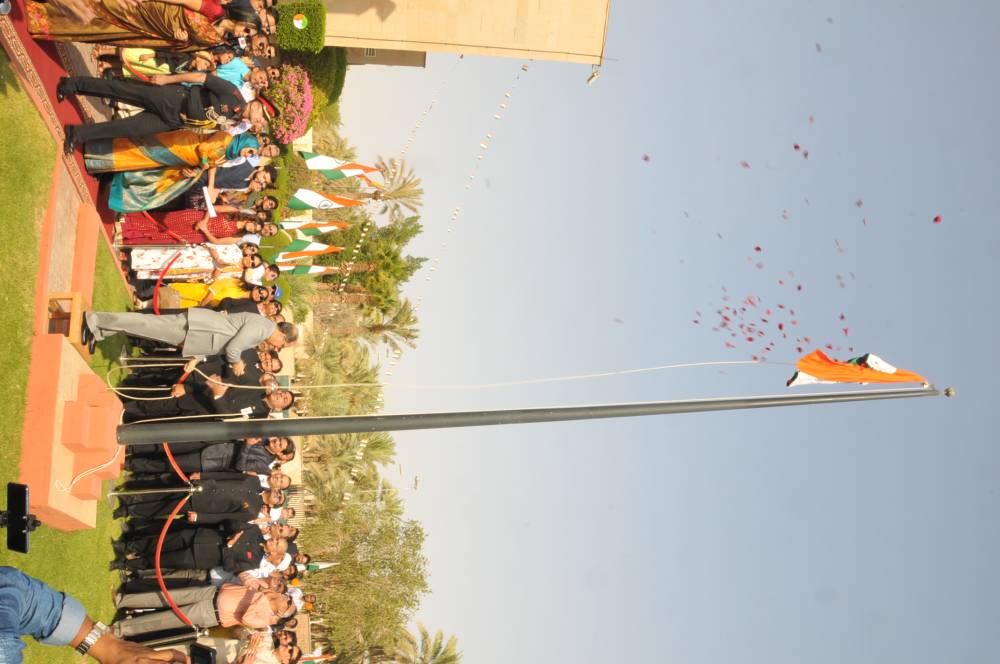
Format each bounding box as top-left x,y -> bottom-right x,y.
337,1 -> 1000,662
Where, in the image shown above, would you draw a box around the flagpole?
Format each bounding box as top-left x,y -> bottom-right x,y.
117,386 -> 953,446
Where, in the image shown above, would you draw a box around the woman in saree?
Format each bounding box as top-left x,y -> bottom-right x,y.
27,0 -> 261,53
119,209 -> 276,246
84,129 -> 256,174
98,133 -> 259,213
129,243 -> 261,281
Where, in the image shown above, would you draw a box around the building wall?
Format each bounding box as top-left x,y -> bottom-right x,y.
345,47 -> 427,67
324,0 -> 611,64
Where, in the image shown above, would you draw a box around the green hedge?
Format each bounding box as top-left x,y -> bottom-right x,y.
276,0 -> 326,53
287,46 -> 348,110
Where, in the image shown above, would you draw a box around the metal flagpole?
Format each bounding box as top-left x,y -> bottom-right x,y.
117,386 -> 954,446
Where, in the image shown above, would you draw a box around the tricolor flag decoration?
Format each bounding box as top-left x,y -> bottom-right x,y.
280,218 -> 350,236
299,151 -> 381,183
288,188 -> 363,211
299,152 -> 347,171
275,239 -> 343,261
786,350 -> 928,388
276,263 -> 340,276
321,162 -> 381,183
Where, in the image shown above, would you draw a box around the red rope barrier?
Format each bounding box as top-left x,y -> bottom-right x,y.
141,210 -> 189,245
151,250 -> 182,315
154,492 -> 195,628
162,443 -> 190,484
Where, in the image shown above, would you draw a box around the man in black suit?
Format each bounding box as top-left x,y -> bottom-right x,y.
58,73 -> 269,151
115,473 -> 265,523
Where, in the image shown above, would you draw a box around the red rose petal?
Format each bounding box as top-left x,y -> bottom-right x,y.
793,143 -> 801,151
740,161 -> 751,169
933,215 -> 942,224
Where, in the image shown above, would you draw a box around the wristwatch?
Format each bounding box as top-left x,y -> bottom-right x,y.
75,621 -> 110,656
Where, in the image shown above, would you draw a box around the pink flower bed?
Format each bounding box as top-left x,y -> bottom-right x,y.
268,64 -> 314,144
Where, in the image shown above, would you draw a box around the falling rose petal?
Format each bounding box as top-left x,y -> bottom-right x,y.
815,43 -> 823,53
803,336 -> 811,343
826,344 -> 834,350
740,161 -> 751,169
802,150 -> 810,159
790,309 -> 795,315
791,320 -> 797,326
778,280 -> 784,285
855,199 -> 864,208
754,245 -> 762,252
839,313 -> 846,320
751,355 -> 759,361
797,284 -> 803,291
765,308 -> 772,316
863,217 -> 869,225
725,342 -> 735,349
843,328 -> 850,336
848,347 -> 855,352
778,304 -> 786,309
809,115 -> 816,124
796,347 -> 804,353
756,262 -> 764,270
782,209 -> 790,220
933,215 -> 943,224
793,143 -> 801,151
778,323 -> 785,331
642,154 -> 651,162
717,233 -> 724,239
746,337 -> 754,342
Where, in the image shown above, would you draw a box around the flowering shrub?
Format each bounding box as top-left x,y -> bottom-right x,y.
267,65 -> 314,144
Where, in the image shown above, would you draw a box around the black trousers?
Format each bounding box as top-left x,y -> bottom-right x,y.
65,76 -> 186,141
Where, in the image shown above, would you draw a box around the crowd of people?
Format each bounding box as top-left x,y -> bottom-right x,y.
19,4 -> 336,661
31,0 -> 291,316
79,298 -> 316,661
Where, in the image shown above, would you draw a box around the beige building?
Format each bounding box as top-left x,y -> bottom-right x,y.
324,0 -> 612,65
345,47 -> 427,67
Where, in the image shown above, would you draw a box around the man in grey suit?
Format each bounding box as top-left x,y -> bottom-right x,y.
84,309 -> 297,376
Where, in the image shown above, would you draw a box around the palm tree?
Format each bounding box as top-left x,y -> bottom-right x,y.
393,624 -> 461,664
363,156 -> 423,223
330,299 -> 419,356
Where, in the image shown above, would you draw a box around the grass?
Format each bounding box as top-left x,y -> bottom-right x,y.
0,52 -> 129,663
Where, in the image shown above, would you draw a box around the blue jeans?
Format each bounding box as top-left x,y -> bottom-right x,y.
0,567 -> 87,663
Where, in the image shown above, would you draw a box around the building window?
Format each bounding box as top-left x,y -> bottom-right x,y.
364,48 -> 377,58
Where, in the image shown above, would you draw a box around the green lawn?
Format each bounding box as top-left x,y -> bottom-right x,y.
0,52 -> 129,663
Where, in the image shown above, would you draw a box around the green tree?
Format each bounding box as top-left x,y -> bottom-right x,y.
394,625 -> 462,664
301,501 -> 430,660
328,299 -> 419,357
363,157 -> 423,223
316,215 -> 426,314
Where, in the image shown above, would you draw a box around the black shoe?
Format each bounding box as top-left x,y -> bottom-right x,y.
63,125 -> 80,155
111,539 -> 126,557
109,560 -> 126,571
88,336 -> 97,355
112,504 -> 127,520
56,77 -> 70,102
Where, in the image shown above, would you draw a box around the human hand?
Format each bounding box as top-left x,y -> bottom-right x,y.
149,74 -> 169,86
181,167 -> 199,178
173,28 -> 189,42
183,358 -> 200,373
186,511 -> 198,522
170,384 -> 186,398
230,360 -> 246,376
55,0 -> 97,22
189,472 -> 201,481
89,634 -> 188,664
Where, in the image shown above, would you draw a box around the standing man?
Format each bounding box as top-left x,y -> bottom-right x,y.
57,72 -> 270,152
83,309 -> 297,374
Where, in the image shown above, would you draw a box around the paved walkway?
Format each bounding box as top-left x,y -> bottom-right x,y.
1,7 -> 125,530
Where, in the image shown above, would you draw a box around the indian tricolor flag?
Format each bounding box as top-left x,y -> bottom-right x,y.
786,350 -> 928,388
281,218 -> 350,236
275,239 -> 343,261
277,263 -> 340,276
299,152 -> 347,171
288,188 -> 363,211
321,162 -> 381,184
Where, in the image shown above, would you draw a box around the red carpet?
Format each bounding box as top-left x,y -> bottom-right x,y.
6,1 -> 106,216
